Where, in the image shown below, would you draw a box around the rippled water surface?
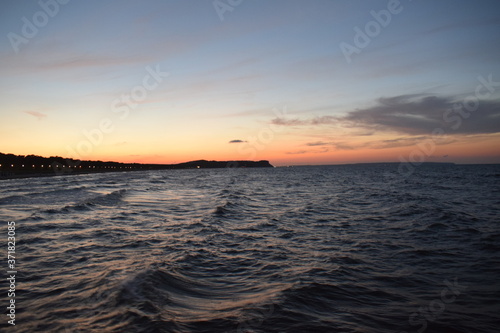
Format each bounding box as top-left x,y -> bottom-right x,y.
1,164 -> 499,332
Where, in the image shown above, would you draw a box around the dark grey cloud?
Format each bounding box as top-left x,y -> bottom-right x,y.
229,139 -> 247,143
340,95 -> 500,135
272,94 -> 500,135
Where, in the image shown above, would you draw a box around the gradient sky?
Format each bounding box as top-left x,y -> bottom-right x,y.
1,0 -> 499,166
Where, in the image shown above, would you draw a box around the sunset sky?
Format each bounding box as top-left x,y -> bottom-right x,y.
1,0 -> 499,166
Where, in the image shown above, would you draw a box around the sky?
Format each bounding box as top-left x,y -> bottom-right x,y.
0,0 -> 499,166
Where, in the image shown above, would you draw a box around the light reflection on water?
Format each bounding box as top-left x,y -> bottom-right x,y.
0,164 -> 499,332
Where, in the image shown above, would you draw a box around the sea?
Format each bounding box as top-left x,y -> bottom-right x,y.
0,163 -> 499,333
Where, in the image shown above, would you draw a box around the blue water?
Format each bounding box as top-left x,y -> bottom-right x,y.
0,164 -> 499,332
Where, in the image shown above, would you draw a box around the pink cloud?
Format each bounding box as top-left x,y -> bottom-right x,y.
23,111 -> 47,120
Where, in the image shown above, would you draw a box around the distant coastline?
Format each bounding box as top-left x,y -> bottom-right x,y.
0,153 -> 273,180
279,162 -> 457,167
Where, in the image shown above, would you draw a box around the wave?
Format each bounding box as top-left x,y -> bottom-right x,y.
117,267 -> 218,304
213,200 -> 238,216
95,264 -> 293,332
4,165 -> 500,333
40,189 -> 127,215
0,186 -> 88,205
84,189 -> 127,206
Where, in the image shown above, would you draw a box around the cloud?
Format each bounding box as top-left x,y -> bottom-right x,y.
423,17 -> 500,37
311,116 -> 337,125
271,94 -> 500,136
23,111 -> 47,120
0,52 -> 151,78
369,136 -> 455,149
271,118 -> 308,126
286,148 -> 330,155
305,141 -> 330,146
333,142 -> 356,150
218,107 -> 271,118
286,146 -> 330,155
285,150 -> 309,155
271,116 -> 337,126
300,135 -> 456,152
38,55 -> 146,71
229,139 -> 247,143
340,95 -> 500,135
304,141 -> 356,150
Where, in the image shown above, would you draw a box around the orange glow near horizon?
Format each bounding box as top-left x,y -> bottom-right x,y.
1,2 -> 500,169
1,132 -> 499,166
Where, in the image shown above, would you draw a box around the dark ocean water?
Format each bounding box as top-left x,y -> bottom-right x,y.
1,164 -> 499,333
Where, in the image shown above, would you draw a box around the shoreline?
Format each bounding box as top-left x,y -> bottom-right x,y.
0,163 -> 274,181
0,156 -> 274,181
0,169 -> 146,181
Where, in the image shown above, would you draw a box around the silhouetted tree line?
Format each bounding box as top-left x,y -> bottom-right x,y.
0,152 -> 145,176
0,153 -> 272,177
